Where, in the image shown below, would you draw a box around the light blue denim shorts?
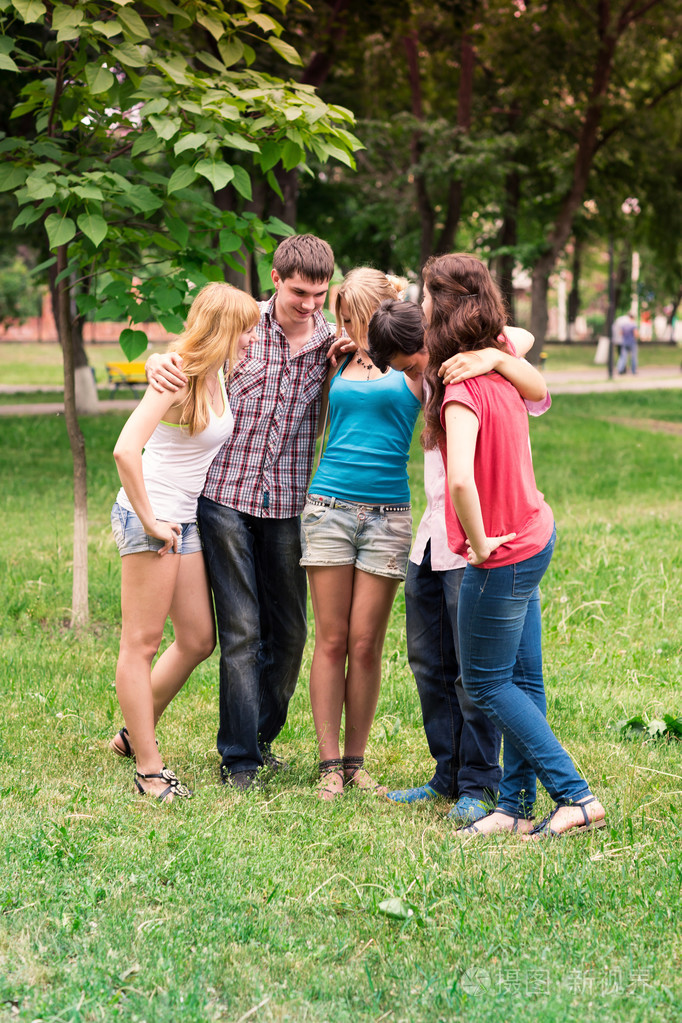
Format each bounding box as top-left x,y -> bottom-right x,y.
111,502 -> 203,557
300,494 -> 412,579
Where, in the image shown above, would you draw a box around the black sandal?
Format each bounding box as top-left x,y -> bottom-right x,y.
134,766 -> 192,803
317,758 -> 344,800
110,727 -> 159,760
528,795 -> 607,839
110,727 -> 133,759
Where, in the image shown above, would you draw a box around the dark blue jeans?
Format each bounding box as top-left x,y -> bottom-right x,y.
458,525 -> 590,818
404,542 -> 502,800
197,497 -> 307,775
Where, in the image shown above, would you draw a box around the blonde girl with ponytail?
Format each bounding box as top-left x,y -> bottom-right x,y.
109,283 -> 259,802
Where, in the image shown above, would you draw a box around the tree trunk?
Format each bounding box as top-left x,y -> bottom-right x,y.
403,30 -> 435,268
528,258 -> 551,363
436,33 -> 475,254
496,167 -> 520,321
567,238 -> 582,340
48,268 -> 98,413
57,245 -> 89,628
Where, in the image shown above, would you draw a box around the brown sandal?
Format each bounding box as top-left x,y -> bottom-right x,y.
342,755 -> 387,795
317,758 -> 344,801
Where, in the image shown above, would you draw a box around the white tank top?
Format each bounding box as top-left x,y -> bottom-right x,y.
117,368 -> 233,523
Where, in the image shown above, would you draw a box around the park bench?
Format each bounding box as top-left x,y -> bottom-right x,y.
106,360 -> 148,397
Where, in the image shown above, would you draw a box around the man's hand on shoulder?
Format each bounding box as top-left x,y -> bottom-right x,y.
146,351 -> 188,393
327,336 -> 356,366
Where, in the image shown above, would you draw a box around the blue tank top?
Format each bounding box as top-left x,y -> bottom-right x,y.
309,365 -> 421,504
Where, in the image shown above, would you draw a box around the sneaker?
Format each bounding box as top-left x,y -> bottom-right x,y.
385,783 -> 440,804
261,750 -> 289,774
447,795 -> 489,825
222,769 -> 262,791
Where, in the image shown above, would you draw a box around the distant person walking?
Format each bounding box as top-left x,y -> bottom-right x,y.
616,312 -> 639,375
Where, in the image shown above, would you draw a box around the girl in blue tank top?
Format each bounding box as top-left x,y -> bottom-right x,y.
300,268 -> 423,800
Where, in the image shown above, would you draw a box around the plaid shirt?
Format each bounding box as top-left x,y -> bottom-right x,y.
202,295 -> 335,518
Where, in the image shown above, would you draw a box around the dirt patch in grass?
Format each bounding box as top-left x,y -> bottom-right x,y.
604,417 -> 682,436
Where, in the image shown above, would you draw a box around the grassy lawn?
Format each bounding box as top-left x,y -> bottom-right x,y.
1,392 -> 681,1022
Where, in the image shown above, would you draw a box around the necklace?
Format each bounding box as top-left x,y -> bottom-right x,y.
206,375 -> 218,403
355,350 -> 374,380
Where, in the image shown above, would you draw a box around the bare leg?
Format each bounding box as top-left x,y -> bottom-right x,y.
149,551 -> 215,719
307,565 -> 355,799
115,551 -> 179,796
343,569 -> 399,788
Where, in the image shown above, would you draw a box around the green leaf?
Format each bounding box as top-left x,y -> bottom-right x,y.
663,714 -> 682,738
378,899 -> 414,921
24,174 -> 55,200
12,204 -> 43,229
264,216 -> 294,238
77,213 -> 108,248
154,284 -> 184,311
260,139 -> 281,173
219,231 -> 242,254
45,212 -> 76,248
246,12 -> 281,34
157,312 -> 185,333
91,19 -> 122,38
218,36 -> 244,67
110,42 -> 148,67
167,164 -> 198,194
323,143 -> 354,168
266,169 -> 283,201
131,133 -> 162,158
118,4 -> 150,40
141,97 -> 168,116
281,140 -> 303,171
11,0 -> 46,23
126,184 -> 163,213
221,132 -> 259,154
0,165 -> 28,192
196,50 -> 226,73
174,132 -> 209,156
76,293 -> 98,315
85,64 -> 115,95
196,12 -> 225,41
164,217 -> 189,247
648,719 -> 667,739
52,4 -> 83,30
119,328 -> 149,362
0,52 -> 18,72
266,36 -> 303,66
231,165 -> 252,200
148,115 -> 180,141
195,160 -> 234,191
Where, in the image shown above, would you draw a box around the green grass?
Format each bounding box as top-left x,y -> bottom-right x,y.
540,340 -> 680,372
1,394 -> 681,1022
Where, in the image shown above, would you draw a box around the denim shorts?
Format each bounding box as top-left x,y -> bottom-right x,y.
111,502 -> 203,557
300,494 -> 412,579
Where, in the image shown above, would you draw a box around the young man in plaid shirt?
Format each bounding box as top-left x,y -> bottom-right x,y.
146,235 -> 342,788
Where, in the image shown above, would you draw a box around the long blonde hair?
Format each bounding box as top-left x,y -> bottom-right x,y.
169,283 -> 259,435
335,268 -> 408,345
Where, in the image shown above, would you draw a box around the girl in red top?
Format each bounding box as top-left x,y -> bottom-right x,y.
422,253 -> 606,840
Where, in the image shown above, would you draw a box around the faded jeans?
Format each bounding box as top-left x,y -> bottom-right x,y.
457,525 -> 590,818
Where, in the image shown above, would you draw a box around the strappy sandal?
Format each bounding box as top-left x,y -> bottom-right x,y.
342,755 -> 386,795
455,807 -> 534,838
317,758 -> 344,801
526,795 -> 607,839
110,727 -> 133,758
134,766 -> 192,803
109,727 -> 159,760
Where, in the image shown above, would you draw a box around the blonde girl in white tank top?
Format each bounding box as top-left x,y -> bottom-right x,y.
109,284 -> 259,802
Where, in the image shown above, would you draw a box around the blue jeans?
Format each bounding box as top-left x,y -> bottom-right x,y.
457,525 -> 590,817
197,497 -> 307,775
404,542 -> 502,800
617,341 -> 637,374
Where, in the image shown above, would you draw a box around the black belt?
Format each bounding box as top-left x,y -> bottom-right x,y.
307,493 -> 411,514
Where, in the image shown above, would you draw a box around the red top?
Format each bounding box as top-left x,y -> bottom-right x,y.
440,372 -> 554,567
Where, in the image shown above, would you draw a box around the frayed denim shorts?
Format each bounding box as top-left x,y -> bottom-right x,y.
111,502 -> 202,557
300,494 -> 412,580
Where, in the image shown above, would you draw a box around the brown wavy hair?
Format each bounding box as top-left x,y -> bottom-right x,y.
422,253 -> 508,450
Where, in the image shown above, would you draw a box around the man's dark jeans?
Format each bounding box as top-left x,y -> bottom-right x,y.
197,497 -> 307,776
404,541 -> 502,801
